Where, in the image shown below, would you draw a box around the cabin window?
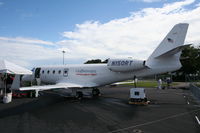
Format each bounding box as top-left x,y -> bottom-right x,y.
135,91 -> 139,96
53,70 -> 55,74
42,70 -> 44,74
47,70 -> 50,74
58,70 -> 61,74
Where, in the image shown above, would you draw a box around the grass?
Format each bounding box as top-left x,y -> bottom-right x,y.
121,81 -> 178,88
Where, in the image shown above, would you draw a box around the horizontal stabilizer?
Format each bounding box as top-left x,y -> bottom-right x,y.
155,44 -> 191,59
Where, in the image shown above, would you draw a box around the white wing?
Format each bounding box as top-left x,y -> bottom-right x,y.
112,81 -> 135,85
19,82 -> 84,91
19,82 -> 98,91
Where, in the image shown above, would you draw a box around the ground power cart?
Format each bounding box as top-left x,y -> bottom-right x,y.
129,88 -> 149,105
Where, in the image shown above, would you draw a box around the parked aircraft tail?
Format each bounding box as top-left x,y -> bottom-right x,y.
146,23 -> 189,69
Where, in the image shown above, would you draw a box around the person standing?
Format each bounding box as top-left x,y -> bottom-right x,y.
166,77 -> 171,89
158,78 -> 162,89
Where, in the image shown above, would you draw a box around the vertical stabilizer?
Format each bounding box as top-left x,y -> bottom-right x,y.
146,23 -> 189,68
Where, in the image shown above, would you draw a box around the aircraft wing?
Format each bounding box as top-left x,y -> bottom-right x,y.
112,81 -> 135,85
19,82 -> 84,91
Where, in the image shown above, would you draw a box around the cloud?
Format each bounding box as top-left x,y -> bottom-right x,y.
0,37 -> 54,46
1,0 -> 200,68
60,0 -> 200,61
0,37 -> 60,68
0,2 -> 3,6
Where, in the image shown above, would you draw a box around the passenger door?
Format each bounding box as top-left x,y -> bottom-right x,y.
35,68 -> 41,78
34,68 -> 41,85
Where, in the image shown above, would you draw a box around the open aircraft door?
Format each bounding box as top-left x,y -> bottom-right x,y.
34,68 -> 41,78
34,68 -> 41,85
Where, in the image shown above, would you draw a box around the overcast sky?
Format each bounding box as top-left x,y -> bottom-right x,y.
0,0 -> 200,68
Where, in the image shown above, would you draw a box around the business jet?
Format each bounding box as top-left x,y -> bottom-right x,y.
21,23 -> 189,98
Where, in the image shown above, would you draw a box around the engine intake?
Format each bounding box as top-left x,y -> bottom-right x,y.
107,58 -> 145,72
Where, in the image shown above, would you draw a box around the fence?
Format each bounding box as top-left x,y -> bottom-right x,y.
190,83 -> 200,100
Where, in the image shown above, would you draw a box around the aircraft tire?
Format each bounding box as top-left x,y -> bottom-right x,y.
92,89 -> 100,97
76,91 -> 83,100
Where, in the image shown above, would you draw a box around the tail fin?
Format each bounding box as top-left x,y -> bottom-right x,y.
146,23 -> 189,68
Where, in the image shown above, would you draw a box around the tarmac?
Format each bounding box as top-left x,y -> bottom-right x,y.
0,85 -> 200,133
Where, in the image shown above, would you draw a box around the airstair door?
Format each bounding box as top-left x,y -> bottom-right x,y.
35,68 -> 41,78
35,68 -> 41,85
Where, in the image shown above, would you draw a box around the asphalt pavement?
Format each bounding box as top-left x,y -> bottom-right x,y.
0,85 -> 200,133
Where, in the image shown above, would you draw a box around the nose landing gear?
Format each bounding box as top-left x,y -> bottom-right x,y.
92,88 -> 100,97
75,91 -> 83,100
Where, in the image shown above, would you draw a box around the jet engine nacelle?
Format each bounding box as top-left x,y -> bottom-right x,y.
107,59 -> 146,72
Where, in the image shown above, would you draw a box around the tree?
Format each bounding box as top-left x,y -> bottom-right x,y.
174,45 -> 200,81
179,45 -> 200,74
102,59 -> 108,63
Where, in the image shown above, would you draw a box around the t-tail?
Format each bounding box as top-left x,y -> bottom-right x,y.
146,23 -> 189,72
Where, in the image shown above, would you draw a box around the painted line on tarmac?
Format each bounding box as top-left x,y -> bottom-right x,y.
195,115 -> 200,125
187,101 -> 190,105
108,108 -> 200,133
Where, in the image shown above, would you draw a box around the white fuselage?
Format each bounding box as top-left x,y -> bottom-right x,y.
25,61 -> 181,88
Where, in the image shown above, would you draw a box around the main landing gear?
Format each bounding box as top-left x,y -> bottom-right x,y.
75,88 -> 101,100
92,88 -> 100,97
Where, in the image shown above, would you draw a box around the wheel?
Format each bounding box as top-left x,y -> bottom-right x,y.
76,91 -> 83,100
92,88 -> 100,97
144,98 -> 147,102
